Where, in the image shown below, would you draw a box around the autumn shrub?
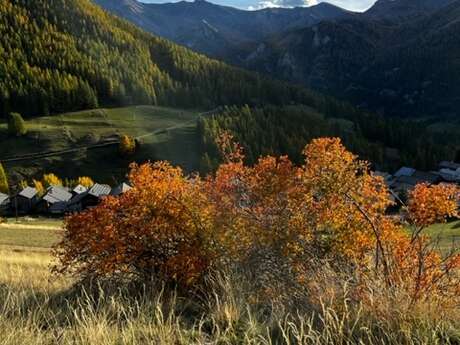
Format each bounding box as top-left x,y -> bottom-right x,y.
55,162 -> 216,286
55,136 -> 460,307
77,176 -> 94,188
43,173 -> 63,187
119,134 -> 136,156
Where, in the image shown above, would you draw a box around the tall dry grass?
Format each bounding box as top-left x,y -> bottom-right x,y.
0,249 -> 459,345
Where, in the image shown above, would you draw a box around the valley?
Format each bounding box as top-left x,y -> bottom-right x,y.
0,1 -> 460,343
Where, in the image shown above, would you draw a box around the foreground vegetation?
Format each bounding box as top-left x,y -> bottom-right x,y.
1,137 -> 460,344
0,249 -> 459,345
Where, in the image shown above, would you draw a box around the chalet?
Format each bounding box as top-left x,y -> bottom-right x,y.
394,167 -> 416,178
68,183 -> 111,211
110,182 -> 132,196
439,161 -> 460,171
390,168 -> 441,196
38,186 -> 73,215
14,187 -> 39,214
0,193 -> 10,215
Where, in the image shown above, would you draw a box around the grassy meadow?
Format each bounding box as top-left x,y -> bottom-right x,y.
0,218 -> 459,344
0,106 -> 202,183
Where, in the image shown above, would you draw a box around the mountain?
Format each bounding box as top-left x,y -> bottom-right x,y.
0,0 -> 326,118
365,0 -> 455,20
93,0 -> 460,118
244,0 -> 460,117
93,0 -> 351,62
1,0 -> 458,177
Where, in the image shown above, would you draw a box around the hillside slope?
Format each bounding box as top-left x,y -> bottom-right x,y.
0,0 -> 321,118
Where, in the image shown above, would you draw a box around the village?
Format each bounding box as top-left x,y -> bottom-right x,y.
377,161 -> 460,201
0,180 -> 132,217
0,160 -> 459,218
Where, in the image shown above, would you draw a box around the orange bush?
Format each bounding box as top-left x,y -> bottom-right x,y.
119,135 -> 136,156
55,162 -> 215,286
55,136 -> 460,301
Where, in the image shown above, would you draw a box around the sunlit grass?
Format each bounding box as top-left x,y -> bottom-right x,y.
0,219 -> 458,344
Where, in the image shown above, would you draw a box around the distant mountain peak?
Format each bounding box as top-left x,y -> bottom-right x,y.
365,0 -> 455,19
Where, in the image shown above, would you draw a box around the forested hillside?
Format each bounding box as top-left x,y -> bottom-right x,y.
0,0 -> 319,118
1,0 -> 459,177
242,0 -> 460,117
198,105 -> 457,172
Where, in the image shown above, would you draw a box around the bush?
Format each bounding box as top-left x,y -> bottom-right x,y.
55,162 -> 215,285
8,112 -> 27,136
77,176 -> 94,188
55,137 -> 460,305
43,173 -> 62,187
119,135 -> 136,156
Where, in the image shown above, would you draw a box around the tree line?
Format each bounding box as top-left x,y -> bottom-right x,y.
197,105 -> 457,173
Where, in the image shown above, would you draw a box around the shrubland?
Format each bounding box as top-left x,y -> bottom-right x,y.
12,135 -> 451,344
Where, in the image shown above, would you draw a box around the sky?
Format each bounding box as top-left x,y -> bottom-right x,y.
141,0 -> 377,12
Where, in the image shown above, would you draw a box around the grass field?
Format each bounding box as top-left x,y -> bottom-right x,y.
0,106 -> 203,183
0,219 -> 458,344
423,220 -> 460,253
0,218 -> 62,250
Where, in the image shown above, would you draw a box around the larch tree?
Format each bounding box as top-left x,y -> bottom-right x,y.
0,163 -> 9,194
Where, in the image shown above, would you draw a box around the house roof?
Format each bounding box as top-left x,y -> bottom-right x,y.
73,184 -> 88,194
43,186 -> 73,204
19,187 -> 38,199
439,161 -> 460,171
110,182 -> 132,196
412,171 -> 440,184
391,170 -> 440,190
394,167 -> 416,178
89,183 -> 111,198
0,193 -> 9,205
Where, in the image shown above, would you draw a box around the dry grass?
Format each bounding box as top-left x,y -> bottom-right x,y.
0,248 -> 459,345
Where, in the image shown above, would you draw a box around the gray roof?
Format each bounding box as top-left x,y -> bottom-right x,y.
439,161 -> 460,171
19,187 -> 38,199
391,172 -> 440,190
394,167 -> 416,178
412,171 -> 440,184
43,186 -> 73,204
110,182 -> 132,196
89,183 -> 111,198
73,184 -> 88,194
0,193 -> 9,206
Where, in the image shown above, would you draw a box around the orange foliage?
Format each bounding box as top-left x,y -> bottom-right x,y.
119,135 -> 136,156
55,136 -> 460,301
408,183 -> 459,228
55,162 -> 214,286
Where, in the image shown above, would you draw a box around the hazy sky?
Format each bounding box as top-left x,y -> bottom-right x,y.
141,0 -> 377,12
